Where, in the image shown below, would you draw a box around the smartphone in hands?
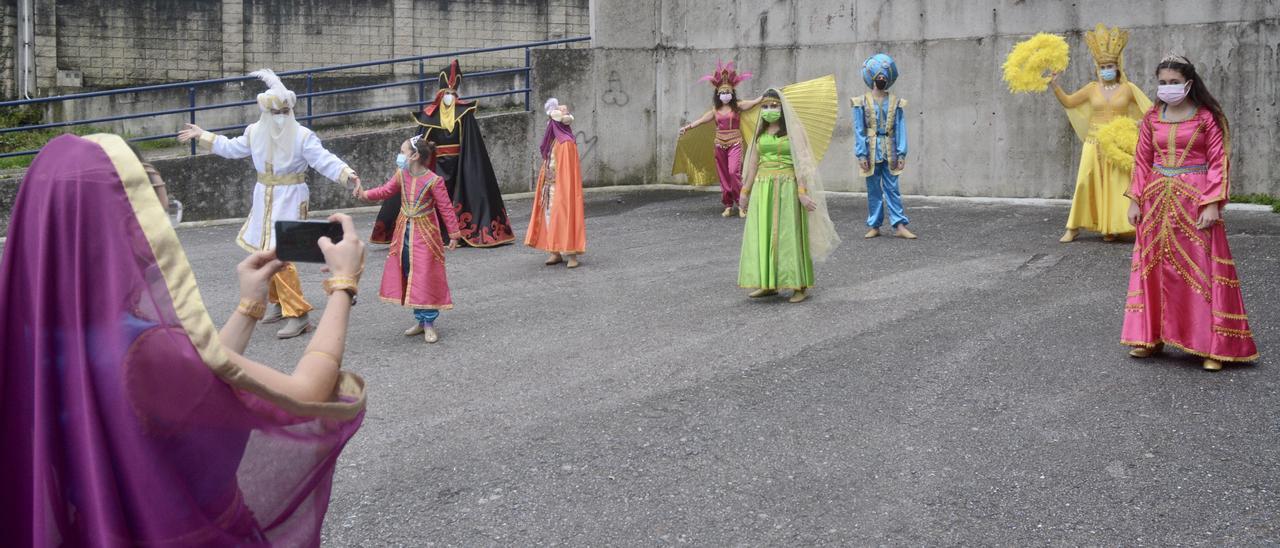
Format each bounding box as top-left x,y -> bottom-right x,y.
274,220 -> 344,263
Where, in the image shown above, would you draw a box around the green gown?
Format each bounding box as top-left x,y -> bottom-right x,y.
738,133 -> 815,290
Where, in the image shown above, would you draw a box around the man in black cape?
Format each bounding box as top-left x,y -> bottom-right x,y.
371,60 -> 515,247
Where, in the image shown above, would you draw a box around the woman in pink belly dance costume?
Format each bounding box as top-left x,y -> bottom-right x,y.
1122,54 -> 1258,371
678,61 -> 764,218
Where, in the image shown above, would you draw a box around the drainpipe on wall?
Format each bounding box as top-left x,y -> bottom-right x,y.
17,0 -> 35,99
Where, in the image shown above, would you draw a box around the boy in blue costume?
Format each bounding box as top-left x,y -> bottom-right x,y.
851,53 -> 917,239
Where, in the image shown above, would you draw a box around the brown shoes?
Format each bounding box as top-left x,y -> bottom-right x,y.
894,226 -> 918,239
864,228 -> 880,239
789,289 -> 808,303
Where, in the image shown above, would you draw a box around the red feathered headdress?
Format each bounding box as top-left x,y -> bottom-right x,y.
700,60 -> 752,92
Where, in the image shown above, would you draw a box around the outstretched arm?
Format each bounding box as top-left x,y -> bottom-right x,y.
301,132 -> 357,187
679,110 -> 715,134
1052,78 -> 1093,109
361,172 -> 403,202
180,124 -> 253,159
230,214 -> 365,403
736,96 -> 765,111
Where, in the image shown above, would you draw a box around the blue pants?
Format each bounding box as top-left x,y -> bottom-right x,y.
865,162 -> 909,228
403,228 -> 441,326
414,309 -> 439,325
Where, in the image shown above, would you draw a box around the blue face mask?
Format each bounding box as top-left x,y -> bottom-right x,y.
1099,68 -> 1118,82
395,153 -> 408,170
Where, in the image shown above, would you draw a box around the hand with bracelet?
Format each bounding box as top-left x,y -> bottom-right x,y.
218,213 -> 366,403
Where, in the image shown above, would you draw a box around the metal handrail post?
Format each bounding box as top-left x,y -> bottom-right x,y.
417,59 -> 426,108
524,47 -> 532,112
188,86 -> 197,155
305,73 -> 314,128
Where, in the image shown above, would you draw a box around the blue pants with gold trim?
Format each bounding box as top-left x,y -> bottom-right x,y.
865,162 -> 908,228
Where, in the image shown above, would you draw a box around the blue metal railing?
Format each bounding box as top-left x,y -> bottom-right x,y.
0,36 -> 590,159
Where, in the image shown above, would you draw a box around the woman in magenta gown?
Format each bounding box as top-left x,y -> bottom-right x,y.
1122,55 -> 1258,371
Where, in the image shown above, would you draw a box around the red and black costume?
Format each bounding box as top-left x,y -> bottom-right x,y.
371,60 -> 515,247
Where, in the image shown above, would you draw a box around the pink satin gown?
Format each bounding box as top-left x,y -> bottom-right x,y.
1121,107 -> 1257,362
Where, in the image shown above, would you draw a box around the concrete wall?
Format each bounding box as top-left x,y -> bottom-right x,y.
6,0 -> 588,93
560,0 -> 1280,197
1,2 -> 14,98
0,111 -> 538,236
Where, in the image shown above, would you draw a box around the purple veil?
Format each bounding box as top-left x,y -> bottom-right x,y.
0,134 -> 365,546
539,119 -> 576,160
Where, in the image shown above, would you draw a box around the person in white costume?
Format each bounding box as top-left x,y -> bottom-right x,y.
179,69 -> 361,339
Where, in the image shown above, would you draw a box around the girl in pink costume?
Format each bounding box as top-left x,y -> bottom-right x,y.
1121,55 -> 1258,371
678,61 -> 764,217
359,136 -> 461,344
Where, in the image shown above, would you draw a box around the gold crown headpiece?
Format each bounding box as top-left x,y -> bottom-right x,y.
1084,23 -> 1129,66
760,98 -> 781,107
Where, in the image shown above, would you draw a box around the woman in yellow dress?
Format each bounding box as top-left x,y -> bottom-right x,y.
1049,24 -> 1152,243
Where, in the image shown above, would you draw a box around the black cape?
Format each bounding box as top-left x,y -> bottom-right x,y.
371,103 -> 514,247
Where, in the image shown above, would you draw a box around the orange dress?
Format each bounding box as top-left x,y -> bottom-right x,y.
525,138 -> 586,254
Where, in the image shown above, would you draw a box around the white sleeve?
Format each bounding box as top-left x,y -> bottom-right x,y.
300,131 -> 355,185
199,127 -> 253,159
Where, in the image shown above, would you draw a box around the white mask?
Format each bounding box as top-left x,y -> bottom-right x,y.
719,93 -> 734,103
442,94 -> 455,106
271,114 -> 288,127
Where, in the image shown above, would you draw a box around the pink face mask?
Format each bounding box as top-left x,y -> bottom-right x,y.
1157,82 -> 1190,105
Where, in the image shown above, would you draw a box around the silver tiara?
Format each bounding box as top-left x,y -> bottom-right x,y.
409,134 -> 422,147
1160,52 -> 1190,65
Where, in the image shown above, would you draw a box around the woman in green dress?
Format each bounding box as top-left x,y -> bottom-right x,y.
737,87 -> 840,303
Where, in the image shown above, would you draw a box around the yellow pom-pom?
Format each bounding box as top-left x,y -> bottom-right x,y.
1096,117 -> 1139,170
1003,33 -> 1070,94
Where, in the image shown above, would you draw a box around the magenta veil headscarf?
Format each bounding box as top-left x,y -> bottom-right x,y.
0,134 -> 366,546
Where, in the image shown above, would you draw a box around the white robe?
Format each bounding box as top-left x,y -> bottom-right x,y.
201,124 -> 354,251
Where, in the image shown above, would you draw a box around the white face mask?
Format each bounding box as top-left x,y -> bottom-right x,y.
271,114 -> 288,127
719,93 -> 734,103
442,94 -> 455,106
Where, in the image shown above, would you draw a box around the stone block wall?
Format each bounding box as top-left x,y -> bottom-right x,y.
1,2 -> 14,98
53,0 -> 224,86
2,0 -> 589,95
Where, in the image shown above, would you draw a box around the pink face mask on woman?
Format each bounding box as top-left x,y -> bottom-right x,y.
1157,82 -> 1190,105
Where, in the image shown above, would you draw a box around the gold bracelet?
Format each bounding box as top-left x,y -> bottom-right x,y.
235,298 -> 266,320
322,277 -> 360,296
798,187 -> 809,195
304,350 -> 342,366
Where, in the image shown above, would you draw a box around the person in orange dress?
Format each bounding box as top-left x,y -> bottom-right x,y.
525,98 -> 586,269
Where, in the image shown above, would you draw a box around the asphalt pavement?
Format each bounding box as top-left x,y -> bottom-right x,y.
170,189 -> 1280,545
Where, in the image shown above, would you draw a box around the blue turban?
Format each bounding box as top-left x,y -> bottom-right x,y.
861,53 -> 899,89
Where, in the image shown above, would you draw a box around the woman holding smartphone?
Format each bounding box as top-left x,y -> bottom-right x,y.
0,134 -> 367,545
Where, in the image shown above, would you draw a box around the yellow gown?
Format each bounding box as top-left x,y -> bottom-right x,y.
1055,80 -> 1152,236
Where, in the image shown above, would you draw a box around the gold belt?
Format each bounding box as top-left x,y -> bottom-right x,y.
715,130 -> 741,147
401,206 -> 435,218
257,171 -> 306,186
